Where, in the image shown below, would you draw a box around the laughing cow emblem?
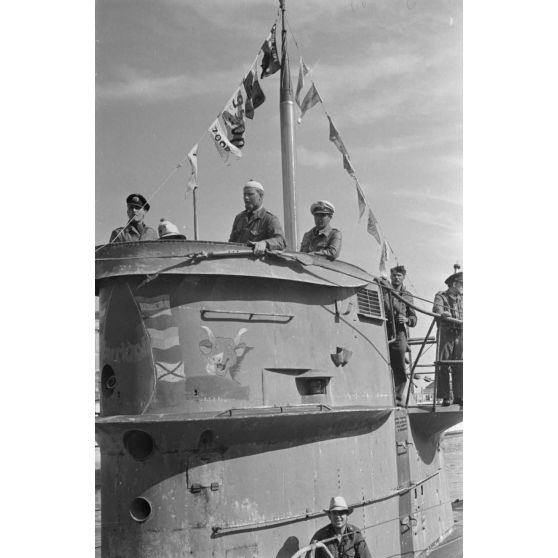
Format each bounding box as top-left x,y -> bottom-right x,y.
199,326 -> 249,382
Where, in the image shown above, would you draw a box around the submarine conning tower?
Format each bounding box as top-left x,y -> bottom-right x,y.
95,240 -> 455,558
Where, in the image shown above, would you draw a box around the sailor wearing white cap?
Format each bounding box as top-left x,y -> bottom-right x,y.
309,496 -> 372,558
229,179 -> 286,255
299,200 -> 342,260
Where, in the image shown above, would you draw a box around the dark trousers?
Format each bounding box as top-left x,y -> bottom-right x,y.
389,330 -> 408,397
437,330 -> 463,399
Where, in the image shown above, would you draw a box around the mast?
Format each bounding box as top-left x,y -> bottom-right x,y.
279,0 -> 297,250
193,187 -> 199,240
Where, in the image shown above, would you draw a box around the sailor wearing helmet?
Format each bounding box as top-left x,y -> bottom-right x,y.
229,179 -> 286,255
158,218 -> 187,240
109,193 -> 158,243
433,269 -> 463,408
299,200 -> 342,260
309,496 -> 372,558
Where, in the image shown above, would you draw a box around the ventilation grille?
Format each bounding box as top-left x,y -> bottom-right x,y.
357,288 -> 383,319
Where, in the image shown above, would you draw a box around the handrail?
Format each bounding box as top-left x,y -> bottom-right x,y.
405,317 -> 437,407
389,288 -> 462,325
377,282 -> 462,410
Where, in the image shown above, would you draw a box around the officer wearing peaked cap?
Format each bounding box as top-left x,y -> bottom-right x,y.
433,267 -> 463,408
309,496 -> 372,558
229,179 -> 286,255
109,193 -> 158,243
300,200 -> 342,260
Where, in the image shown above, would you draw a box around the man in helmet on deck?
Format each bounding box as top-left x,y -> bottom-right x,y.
300,200 -> 342,260
229,179 -> 286,255
308,496 -> 372,558
433,270 -> 463,408
109,193 -> 158,243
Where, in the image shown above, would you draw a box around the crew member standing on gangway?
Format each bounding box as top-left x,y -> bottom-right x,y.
433,269 -> 463,408
379,265 -> 417,406
229,179 -> 286,255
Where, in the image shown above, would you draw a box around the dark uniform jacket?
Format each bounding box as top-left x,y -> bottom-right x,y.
433,290 -> 463,332
310,523 -> 372,558
229,206 -> 286,250
382,285 -> 417,339
300,224 -> 342,260
109,222 -> 158,243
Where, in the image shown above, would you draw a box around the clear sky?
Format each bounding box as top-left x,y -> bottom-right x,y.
96,0 -> 462,333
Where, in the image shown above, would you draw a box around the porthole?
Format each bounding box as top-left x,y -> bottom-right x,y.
123,430 -> 155,461
101,365 -> 116,398
129,497 -> 151,522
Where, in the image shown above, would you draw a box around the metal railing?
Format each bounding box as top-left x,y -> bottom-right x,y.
378,285 -> 463,412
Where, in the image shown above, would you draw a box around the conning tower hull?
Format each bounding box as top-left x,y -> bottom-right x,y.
95,240 -> 460,557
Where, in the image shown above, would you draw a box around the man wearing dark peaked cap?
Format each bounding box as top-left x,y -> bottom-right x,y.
109,193 -> 158,243
433,270 -> 463,407
300,200 -> 342,260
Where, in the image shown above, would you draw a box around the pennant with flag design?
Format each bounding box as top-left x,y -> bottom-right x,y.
343,153 -> 355,178
297,83 -> 322,123
222,87 -> 246,150
295,57 -> 309,109
329,116 -> 357,179
260,24 -> 281,78
355,179 -> 367,221
379,239 -> 392,278
243,69 -> 266,119
366,207 -> 381,244
186,144 -> 198,194
208,118 -> 242,163
328,116 -> 349,155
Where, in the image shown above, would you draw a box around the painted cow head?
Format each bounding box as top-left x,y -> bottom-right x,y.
199,326 -> 249,380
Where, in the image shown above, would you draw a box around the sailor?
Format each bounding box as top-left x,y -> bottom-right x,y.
109,193 -> 158,243
158,218 -> 186,240
229,179 -> 286,255
299,200 -> 342,260
309,496 -> 372,558
433,270 -> 463,408
378,266 -> 417,405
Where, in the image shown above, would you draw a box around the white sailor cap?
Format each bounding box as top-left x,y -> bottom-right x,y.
310,200 -> 335,215
244,179 -> 264,192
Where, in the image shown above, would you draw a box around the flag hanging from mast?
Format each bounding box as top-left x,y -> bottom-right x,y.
329,116 -> 357,179
343,153 -> 356,178
243,68 -> 266,119
221,87 -> 247,150
295,57 -> 309,109
208,117 -> 242,163
297,83 -> 322,123
186,144 -> 199,195
379,238 -> 392,278
260,23 -> 281,78
366,207 -> 381,244
328,116 -> 349,156
355,179 -> 367,221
